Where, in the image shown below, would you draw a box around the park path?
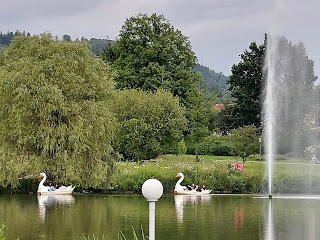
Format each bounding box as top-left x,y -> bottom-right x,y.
246,160 -> 320,166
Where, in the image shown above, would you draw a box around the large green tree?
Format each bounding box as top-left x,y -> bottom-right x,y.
187,93 -> 212,161
227,35 -> 317,156
112,89 -> 187,161
227,40 -> 266,130
104,13 -> 201,106
230,125 -> 259,162
0,34 -> 116,188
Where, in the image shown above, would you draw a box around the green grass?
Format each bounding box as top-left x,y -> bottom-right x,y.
0,222 -> 19,240
157,154 -> 238,166
112,154 -> 320,194
113,154 -> 264,194
81,226 -> 145,240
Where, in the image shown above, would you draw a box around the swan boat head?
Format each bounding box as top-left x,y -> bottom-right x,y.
174,172 -> 187,193
38,173 -> 49,193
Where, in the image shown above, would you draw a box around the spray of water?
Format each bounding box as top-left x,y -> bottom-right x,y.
263,0 -> 284,197
264,0 -> 318,196
264,34 -> 280,196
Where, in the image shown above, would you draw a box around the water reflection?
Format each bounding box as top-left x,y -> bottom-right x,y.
256,195 -> 320,240
234,206 -> 245,233
265,199 -> 274,240
4,194 -> 320,240
174,195 -> 211,222
38,195 -> 75,222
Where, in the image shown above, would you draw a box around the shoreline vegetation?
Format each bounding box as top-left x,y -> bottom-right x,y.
2,154 -> 320,195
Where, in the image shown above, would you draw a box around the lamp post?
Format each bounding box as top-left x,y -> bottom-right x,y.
142,179 -> 163,240
259,137 -> 262,168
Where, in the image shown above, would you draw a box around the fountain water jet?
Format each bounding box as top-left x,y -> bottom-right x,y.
264,33 -> 280,197
264,31 -> 318,196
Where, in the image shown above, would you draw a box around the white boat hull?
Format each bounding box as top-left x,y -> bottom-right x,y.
174,189 -> 212,195
38,186 -> 75,195
37,190 -> 74,195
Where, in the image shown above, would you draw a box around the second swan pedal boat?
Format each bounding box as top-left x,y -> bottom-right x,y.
174,172 -> 212,195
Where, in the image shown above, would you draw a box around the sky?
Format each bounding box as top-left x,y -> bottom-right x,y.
1,0 -> 320,81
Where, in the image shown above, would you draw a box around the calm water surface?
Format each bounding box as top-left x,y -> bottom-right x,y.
1,194 -> 320,240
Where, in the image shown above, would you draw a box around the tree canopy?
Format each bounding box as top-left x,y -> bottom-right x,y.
0,34 -> 116,187
230,125 -> 259,162
227,40 -> 266,130
104,13 -> 201,106
112,89 -> 187,161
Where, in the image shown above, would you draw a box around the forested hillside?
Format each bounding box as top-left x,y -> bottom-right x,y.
0,31 -> 112,55
0,31 -> 31,45
81,37 -> 114,56
194,64 -> 228,91
0,31 -> 227,94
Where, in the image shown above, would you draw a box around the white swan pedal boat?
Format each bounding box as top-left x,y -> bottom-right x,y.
37,172 -> 75,195
174,172 -> 212,195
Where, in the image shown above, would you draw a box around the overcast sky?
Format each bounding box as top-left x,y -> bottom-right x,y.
1,0 -> 319,80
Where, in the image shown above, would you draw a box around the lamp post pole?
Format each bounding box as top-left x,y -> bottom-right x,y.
317,86 -> 319,137
149,201 -> 156,240
259,137 -> 262,168
142,179 -> 163,240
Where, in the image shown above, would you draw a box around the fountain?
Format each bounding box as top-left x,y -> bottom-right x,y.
261,2 -> 319,235
264,32 -> 318,196
264,33 -> 278,198
263,1 -> 318,198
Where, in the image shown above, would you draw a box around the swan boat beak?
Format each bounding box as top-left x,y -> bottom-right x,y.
38,175 -> 43,179
175,175 -> 180,178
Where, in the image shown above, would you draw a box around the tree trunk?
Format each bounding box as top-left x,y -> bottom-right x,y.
195,140 -> 199,162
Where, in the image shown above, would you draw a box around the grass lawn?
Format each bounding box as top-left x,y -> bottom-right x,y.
156,154 -> 320,179
157,154 -> 239,165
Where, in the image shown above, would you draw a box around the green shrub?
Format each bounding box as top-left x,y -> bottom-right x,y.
0,178 -> 39,193
111,159 -> 262,194
177,140 -> 187,155
243,172 -> 262,193
230,175 -> 245,193
197,134 -> 232,156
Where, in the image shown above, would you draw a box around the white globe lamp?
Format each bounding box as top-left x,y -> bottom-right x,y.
142,179 -> 163,201
142,179 -> 163,240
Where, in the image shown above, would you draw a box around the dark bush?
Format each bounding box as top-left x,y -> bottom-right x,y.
198,134 -> 233,156
0,178 -> 39,193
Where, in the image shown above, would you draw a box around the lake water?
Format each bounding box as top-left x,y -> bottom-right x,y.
1,194 -> 320,240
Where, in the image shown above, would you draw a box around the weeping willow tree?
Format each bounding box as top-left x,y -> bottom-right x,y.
0,34 -> 116,188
